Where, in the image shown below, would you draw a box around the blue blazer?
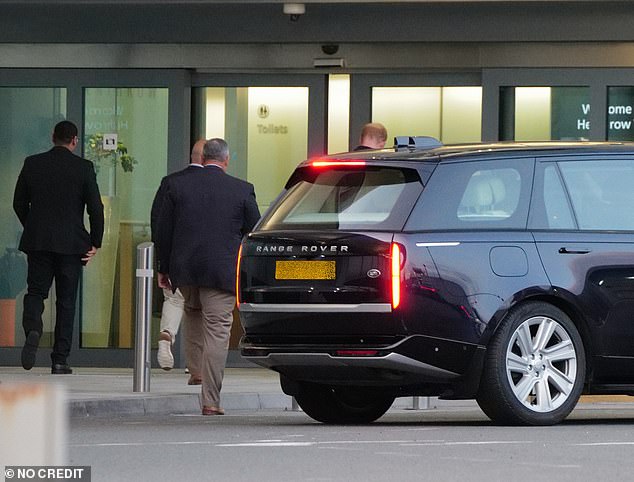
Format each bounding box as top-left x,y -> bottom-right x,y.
155,165 -> 260,294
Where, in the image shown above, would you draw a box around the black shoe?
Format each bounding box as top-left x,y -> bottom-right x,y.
21,331 -> 40,370
51,363 -> 73,375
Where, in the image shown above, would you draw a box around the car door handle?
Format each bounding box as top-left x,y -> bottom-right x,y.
558,247 -> 591,254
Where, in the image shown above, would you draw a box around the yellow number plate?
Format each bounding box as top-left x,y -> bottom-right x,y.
275,260 -> 336,280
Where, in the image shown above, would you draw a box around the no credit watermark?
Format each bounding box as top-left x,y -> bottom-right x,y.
4,467 -> 90,481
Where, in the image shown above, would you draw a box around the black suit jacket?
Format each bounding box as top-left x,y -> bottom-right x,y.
155,165 -> 261,293
13,146 -> 104,255
150,164 -> 203,270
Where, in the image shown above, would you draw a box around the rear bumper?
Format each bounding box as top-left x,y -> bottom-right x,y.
241,334 -> 484,395
245,351 -> 460,379
239,302 -> 392,313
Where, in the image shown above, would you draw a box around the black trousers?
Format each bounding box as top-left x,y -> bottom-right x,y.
23,251 -> 82,365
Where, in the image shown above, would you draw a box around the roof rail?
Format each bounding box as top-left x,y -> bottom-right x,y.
394,136 -> 443,150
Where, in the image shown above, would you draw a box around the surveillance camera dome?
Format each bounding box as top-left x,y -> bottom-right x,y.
321,44 -> 339,56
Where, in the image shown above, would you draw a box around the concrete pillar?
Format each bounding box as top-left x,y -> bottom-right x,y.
0,383 -> 67,467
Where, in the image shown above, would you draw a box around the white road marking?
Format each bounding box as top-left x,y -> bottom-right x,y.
216,442 -> 313,447
574,442 -> 634,446
72,439 -> 533,449
216,440 -> 411,448
402,441 -> 531,446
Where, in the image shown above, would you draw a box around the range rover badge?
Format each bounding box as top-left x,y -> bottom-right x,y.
367,269 -> 381,278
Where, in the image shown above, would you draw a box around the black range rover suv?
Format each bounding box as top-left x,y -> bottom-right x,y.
237,138 -> 634,426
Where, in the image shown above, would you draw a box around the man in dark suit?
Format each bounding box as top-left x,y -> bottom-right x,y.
13,120 -> 104,374
155,138 -> 260,415
150,139 -> 205,380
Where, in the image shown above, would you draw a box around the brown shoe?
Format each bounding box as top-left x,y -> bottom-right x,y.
202,406 -> 224,416
188,375 -> 202,385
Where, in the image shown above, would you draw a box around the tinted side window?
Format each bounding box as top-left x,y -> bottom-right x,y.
406,157 -> 534,231
558,159 -> 634,231
529,163 -> 576,230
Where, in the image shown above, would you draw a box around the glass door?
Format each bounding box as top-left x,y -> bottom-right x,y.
82,88 -> 169,349
0,87 -> 66,350
0,69 -> 188,367
350,74 -> 483,149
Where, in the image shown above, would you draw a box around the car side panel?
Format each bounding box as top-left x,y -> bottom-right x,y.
534,231 -> 634,382
396,231 -> 550,345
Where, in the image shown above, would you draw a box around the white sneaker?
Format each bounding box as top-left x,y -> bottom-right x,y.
157,331 -> 174,370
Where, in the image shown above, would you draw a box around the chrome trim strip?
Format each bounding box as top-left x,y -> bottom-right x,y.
244,352 -> 460,379
416,242 -> 461,247
239,303 -> 392,313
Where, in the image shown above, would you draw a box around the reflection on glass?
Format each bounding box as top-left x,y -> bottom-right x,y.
502,87 -> 590,141
82,88 -> 168,348
0,87 -> 66,348
372,86 -> 482,145
607,87 -> 634,141
328,74 -> 350,153
198,86 -> 309,214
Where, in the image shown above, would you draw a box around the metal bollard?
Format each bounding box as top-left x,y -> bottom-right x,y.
408,396 -> 431,410
133,242 -> 154,392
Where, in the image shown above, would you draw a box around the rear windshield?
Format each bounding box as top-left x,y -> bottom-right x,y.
259,166 -> 423,231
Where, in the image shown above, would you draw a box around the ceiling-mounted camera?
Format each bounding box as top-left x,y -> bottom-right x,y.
283,3 -> 305,21
321,44 -> 339,56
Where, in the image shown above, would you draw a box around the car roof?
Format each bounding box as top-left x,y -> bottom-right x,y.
312,141 -> 634,165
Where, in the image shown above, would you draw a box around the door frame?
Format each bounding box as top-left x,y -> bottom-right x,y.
0,69 -> 190,367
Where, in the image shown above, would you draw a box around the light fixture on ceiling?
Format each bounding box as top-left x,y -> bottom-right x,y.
283,3 -> 305,22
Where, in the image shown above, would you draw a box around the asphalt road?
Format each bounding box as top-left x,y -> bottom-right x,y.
69,403 -> 634,482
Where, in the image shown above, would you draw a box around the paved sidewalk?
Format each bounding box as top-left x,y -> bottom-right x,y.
0,366 -> 470,418
0,366 -> 293,417
3,366 -> 631,418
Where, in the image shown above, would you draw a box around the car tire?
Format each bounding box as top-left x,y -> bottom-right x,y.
295,384 -> 395,424
476,301 -> 586,426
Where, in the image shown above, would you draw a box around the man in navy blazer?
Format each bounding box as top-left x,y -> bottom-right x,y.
155,138 -> 260,415
150,139 -> 205,380
13,120 -> 104,374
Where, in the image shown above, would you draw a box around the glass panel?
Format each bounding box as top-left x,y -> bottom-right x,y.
406,158 -> 533,231
0,87 -> 66,348
607,87 -> 634,141
83,88 -> 169,348
441,87 -> 483,144
327,74 -> 350,153
502,87 -> 590,141
371,86 -> 482,144
457,168 -> 521,222
559,160 -> 634,230
373,87 -> 441,140
542,165 -> 575,229
199,86 -> 309,214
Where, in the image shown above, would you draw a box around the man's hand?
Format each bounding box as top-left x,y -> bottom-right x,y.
158,272 -> 172,290
82,246 -> 98,265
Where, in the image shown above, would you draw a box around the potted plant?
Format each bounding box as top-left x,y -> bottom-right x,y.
85,133 -> 137,173
0,248 -> 27,346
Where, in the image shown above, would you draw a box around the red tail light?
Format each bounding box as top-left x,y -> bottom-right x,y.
391,243 -> 402,309
236,244 -> 243,307
311,160 -> 366,168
